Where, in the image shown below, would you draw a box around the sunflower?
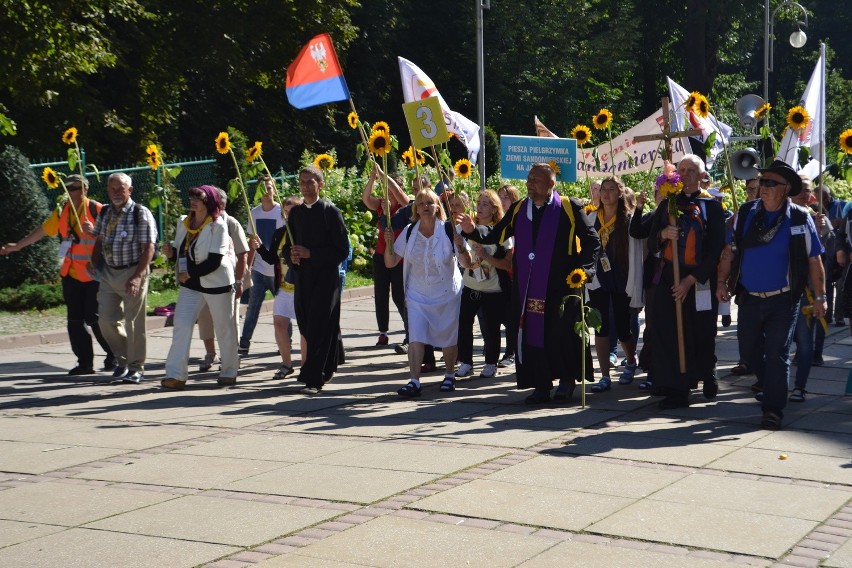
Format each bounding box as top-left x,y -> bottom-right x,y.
215,132 -> 231,155
840,129 -> 852,155
145,145 -> 162,170
659,180 -> 682,198
454,158 -> 473,179
371,121 -> 390,134
695,95 -> 710,118
367,130 -> 391,157
755,102 -> 772,120
548,160 -> 561,176
245,141 -> 262,162
786,106 -> 810,130
401,149 -> 416,170
62,127 -> 78,145
348,111 -> 359,129
592,109 -> 613,130
686,92 -> 699,110
314,153 -> 334,170
566,268 -> 587,289
570,124 -> 592,146
42,167 -> 60,189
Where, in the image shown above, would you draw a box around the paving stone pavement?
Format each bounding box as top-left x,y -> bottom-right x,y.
0,288 -> 850,568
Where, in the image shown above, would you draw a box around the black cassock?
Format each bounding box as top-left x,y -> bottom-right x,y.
284,199 -> 349,388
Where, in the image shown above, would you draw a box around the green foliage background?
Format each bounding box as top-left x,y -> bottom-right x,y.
0,146 -> 59,287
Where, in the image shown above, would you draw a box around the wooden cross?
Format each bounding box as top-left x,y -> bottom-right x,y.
633,97 -> 703,161
633,96 -> 702,375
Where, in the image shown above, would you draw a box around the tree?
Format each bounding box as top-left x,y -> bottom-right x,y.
0,146 -> 59,286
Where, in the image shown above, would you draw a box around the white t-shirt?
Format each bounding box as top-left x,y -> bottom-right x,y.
248,203 -> 284,277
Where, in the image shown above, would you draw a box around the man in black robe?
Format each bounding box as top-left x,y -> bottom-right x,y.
647,154 -> 725,409
284,166 -> 350,394
459,163 -> 600,404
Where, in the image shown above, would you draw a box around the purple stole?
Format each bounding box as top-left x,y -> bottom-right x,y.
514,192 -> 562,350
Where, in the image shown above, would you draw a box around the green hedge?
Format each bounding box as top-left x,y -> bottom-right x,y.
0,282 -> 64,311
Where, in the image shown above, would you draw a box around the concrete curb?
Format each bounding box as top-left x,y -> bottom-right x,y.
0,285 -> 375,351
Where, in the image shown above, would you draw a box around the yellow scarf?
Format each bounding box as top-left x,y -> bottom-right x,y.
596,210 -> 616,249
183,215 -> 212,251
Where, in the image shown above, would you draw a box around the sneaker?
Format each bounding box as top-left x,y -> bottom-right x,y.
455,363 -> 474,377
480,364 -> 497,378
122,371 -> 143,384
618,363 -> 637,385
497,354 -> 515,368
376,333 -> 389,346
394,342 -> 409,355
591,377 -> 612,392
199,353 -> 218,373
812,356 -> 824,367
102,357 -> 117,372
238,346 -> 249,357
609,353 -> 619,367
789,387 -> 806,402
67,366 -> 95,376
299,386 -> 321,395
111,366 -> 129,379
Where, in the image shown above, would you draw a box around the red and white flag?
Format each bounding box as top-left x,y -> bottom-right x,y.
398,57 -> 481,163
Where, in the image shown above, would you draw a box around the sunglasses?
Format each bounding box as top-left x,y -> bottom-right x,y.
66,185 -> 83,192
758,179 -> 788,188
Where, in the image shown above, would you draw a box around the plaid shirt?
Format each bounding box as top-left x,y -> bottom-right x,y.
92,198 -> 157,267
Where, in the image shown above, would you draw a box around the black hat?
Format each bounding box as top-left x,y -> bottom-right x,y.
758,160 -> 803,197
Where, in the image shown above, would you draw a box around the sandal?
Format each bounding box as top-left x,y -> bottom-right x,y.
591,377 -> 611,393
638,379 -> 654,390
439,375 -> 456,392
789,387 -> 806,402
274,364 -> 294,380
397,380 -> 422,398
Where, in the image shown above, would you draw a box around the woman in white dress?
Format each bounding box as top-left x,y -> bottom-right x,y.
384,189 -> 473,397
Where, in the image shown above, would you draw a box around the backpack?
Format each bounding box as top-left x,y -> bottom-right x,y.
664,200 -> 708,268
131,202 -> 161,262
405,220 -> 455,252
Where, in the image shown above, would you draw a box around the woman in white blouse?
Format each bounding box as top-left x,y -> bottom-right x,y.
161,185 -> 238,390
384,189 -> 472,397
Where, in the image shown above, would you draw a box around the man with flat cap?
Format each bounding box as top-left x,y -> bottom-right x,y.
1,174 -> 115,374
716,160 -> 826,430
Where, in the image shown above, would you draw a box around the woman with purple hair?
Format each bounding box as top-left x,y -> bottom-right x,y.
161,185 -> 239,389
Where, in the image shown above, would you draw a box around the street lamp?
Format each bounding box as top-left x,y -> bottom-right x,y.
764,0 -> 809,103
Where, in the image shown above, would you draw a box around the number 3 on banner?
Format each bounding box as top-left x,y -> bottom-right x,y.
402,96 -> 450,149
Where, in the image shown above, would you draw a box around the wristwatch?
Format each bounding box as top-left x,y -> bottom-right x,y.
814,295 -> 826,302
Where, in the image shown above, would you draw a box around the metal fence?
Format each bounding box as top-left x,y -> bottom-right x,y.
30,150 -> 296,237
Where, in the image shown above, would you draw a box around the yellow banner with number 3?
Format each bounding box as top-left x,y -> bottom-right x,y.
402,97 -> 450,149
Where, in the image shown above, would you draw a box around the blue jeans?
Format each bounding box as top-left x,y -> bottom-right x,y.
793,297 -> 814,389
737,293 -> 799,416
239,270 -> 275,348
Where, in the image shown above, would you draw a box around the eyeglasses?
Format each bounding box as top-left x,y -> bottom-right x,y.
758,179 -> 788,188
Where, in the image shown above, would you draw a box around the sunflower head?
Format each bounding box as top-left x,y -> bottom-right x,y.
547,160 -> 561,176
755,102 -> 772,120
401,149 -> 415,170
454,159 -> 473,179
839,128 -> 852,155
215,132 -> 231,155
371,121 -> 390,135
592,109 -> 613,130
348,112 -> 359,130
42,167 -> 60,189
786,106 -> 810,130
696,96 -> 710,118
145,144 -> 161,170
314,153 -> 334,170
566,268 -> 587,289
570,125 -> 592,146
367,130 -> 391,157
62,127 -> 78,145
245,141 -> 262,163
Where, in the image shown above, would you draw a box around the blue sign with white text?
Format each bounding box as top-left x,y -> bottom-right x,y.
500,135 -> 577,182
